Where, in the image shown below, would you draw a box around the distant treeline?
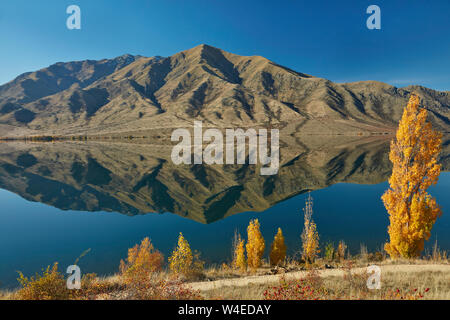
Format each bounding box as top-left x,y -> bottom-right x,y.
0,135 -> 160,142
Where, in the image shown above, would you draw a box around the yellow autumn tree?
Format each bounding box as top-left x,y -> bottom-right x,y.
246,219 -> 265,271
168,232 -> 193,275
382,94 -> 442,259
233,237 -> 247,272
269,228 -> 287,266
301,193 -> 319,264
120,237 -> 164,282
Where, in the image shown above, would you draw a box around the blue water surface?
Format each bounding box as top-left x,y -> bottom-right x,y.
0,173 -> 448,288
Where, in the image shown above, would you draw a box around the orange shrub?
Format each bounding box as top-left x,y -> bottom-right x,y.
15,263 -> 70,300
119,237 -> 164,283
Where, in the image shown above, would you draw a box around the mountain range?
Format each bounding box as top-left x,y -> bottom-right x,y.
0,44 -> 449,138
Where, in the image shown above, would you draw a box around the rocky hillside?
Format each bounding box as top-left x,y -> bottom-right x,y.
0,44 -> 448,137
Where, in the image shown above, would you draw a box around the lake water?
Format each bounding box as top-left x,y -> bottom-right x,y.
0,138 -> 449,288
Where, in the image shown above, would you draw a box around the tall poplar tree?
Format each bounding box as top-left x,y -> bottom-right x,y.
382,94 -> 442,259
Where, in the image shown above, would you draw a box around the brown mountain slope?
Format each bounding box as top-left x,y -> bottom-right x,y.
0,44 -> 448,137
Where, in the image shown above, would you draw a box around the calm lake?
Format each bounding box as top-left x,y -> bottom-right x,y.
0,136 -> 449,288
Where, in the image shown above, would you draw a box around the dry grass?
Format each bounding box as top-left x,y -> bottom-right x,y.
196,263 -> 450,300
0,290 -> 14,300
1,254 -> 448,300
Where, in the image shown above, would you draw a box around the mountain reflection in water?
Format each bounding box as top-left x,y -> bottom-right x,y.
0,135 -> 448,224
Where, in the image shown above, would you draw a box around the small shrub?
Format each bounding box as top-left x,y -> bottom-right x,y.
369,251 -> 384,262
221,263 -> 231,272
324,242 -> 335,262
430,240 -> 448,262
360,243 -> 368,262
15,263 -> 70,300
337,240 -> 347,262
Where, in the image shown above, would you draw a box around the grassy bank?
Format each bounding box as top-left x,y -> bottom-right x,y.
1,256 -> 448,300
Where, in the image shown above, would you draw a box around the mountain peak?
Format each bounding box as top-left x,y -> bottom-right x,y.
117,53 -> 135,58
181,43 -> 225,58
192,43 -> 220,51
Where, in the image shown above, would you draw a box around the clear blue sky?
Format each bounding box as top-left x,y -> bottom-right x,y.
0,0 -> 449,90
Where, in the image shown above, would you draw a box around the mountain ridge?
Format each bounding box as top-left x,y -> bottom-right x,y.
0,44 -> 449,137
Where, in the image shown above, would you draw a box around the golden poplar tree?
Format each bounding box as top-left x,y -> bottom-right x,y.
301,193 -> 319,263
382,94 -> 442,259
269,228 -> 287,266
246,219 -> 265,271
233,238 -> 247,272
168,232 -> 193,275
